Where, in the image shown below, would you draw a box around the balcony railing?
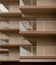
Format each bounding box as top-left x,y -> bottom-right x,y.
0,53 -> 9,60
20,46 -> 56,56
0,39 -> 9,44
20,0 -> 56,6
0,22 -> 19,29
19,21 -> 56,32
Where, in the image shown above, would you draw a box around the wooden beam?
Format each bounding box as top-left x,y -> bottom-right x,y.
0,44 -> 32,47
19,31 -> 56,36
0,0 -> 19,4
20,56 -> 56,59
0,12 -> 22,18
0,49 -> 9,53
19,6 -> 56,15
0,60 -> 19,62
0,28 -> 19,33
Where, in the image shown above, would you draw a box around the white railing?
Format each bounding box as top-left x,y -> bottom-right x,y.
20,0 -> 37,6
20,46 -> 56,56
20,0 -> 56,6
0,53 -> 9,60
19,21 -> 56,31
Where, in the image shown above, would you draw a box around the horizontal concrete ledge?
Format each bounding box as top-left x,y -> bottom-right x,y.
20,56 -> 56,59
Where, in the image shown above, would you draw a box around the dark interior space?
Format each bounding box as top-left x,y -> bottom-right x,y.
0,62 -> 56,65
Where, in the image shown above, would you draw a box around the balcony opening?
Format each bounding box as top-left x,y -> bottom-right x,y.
20,0 -> 37,6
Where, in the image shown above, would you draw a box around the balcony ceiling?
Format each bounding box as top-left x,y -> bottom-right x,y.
0,0 -> 19,3
19,6 -> 56,15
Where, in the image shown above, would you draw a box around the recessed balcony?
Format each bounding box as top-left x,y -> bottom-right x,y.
20,0 -> 56,6
19,0 -> 56,15
19,20 -> 56,36
20,46 -> 56,61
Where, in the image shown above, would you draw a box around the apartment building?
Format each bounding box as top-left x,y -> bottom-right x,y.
0,0 -> 56,63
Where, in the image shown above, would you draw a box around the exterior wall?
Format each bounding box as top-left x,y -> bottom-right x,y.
0,0 -> 56,62
0,20 -> 19,29
19,36 -> 36,45
0,33 -> 19,60
0,33 -> 9,39
0,33 -> 19,45
9,20 -> 19,29
8,33 -> 19,44
0,48 -> 19,60
9,47 -> 19,60
0,2 -> 20,61
9,4 -> 20,12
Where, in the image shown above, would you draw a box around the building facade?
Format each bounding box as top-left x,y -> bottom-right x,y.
0,0 -> 56,62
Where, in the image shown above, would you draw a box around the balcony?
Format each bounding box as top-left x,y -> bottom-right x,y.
20,0 -> 56,7
20,46 -> 56,60
19,6 -> 56,15
20,46 -> 56,57
19,20 -> 56,36
0,21 -> 19,33
19,0 -> 56,16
